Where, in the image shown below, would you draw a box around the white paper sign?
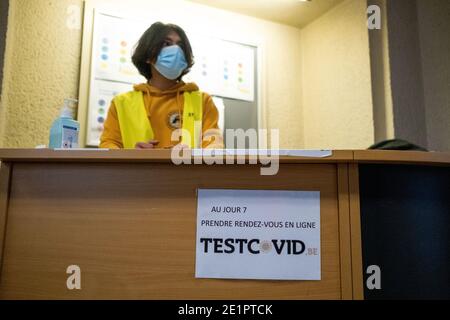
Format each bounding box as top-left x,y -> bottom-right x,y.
195,189 -> 321,280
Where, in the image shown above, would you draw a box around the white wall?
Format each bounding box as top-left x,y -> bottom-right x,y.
301,0 -> 374,150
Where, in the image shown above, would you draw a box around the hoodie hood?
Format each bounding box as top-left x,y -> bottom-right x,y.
133,81 -> 199,96
133,81 -> 199,119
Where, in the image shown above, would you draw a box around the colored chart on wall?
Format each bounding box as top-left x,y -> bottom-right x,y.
86,11 -> 147,146
91,11 -> 147,84
184,36 -> 255,102
86,11 -> 256,146
87,79 -> 135,146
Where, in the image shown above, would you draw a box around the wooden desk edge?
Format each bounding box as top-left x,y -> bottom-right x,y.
354,150 -> 450,166
0,149 -> 353,163
1,149 -> 449,165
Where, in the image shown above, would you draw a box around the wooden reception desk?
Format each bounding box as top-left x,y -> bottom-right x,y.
0,149 -> 448,300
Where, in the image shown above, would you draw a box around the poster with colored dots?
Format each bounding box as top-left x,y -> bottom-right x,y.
184,36 -> 255,102
87,79 -> 134,146
92,12 -> 148,84
87,11 -> 148,146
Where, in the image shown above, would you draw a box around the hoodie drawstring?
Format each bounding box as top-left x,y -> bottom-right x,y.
176,88 -> 182,127
144,86 -> 152,121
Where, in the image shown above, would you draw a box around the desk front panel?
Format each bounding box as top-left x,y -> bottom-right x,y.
0,162 -> 342,299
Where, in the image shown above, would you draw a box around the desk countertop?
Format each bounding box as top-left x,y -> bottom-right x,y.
0,149 -> 449,165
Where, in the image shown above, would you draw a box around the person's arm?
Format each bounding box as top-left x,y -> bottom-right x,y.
201,94 -> 224,149
99,101 -> 123,149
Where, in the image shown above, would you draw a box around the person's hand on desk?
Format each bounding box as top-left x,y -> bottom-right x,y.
135,140 -> 159,149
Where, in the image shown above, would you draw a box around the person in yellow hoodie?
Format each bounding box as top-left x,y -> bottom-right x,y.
100,22 -> 223,149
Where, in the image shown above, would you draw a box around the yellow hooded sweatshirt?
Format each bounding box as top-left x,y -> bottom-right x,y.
99,81 -> 223,149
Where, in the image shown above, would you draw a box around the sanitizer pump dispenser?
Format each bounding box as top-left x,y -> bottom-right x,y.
49,98 -> 80,149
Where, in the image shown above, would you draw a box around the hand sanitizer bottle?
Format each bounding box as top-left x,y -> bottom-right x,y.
49,98 -> 80,149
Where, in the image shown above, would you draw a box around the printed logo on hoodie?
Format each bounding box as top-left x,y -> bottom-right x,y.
167,111 -> 181,129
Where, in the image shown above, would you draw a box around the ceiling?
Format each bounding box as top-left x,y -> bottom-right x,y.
188,0 -> 345,29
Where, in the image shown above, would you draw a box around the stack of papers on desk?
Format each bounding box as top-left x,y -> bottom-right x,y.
192,149 -> 332,158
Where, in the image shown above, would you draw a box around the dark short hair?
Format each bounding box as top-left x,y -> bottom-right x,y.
132,22 -> 194,81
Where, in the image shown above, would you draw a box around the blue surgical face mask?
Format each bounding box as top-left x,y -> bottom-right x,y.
153,45 -> 188,80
